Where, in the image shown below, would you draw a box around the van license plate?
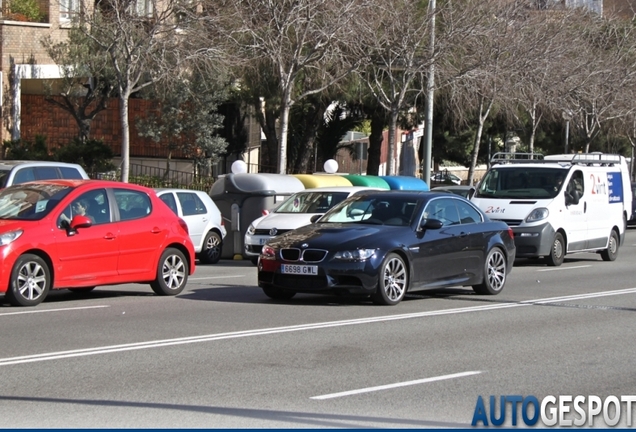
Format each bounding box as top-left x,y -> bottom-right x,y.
281,264 -> 318,275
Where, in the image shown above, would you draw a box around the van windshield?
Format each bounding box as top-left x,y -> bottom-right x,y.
475,167 -> 569,199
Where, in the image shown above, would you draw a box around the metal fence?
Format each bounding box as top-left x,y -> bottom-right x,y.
96,163 -> 214,192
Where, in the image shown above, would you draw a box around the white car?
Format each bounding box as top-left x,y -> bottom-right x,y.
244,186 -> 381,264
156,188 -> 227,264
430,171 -> 462,185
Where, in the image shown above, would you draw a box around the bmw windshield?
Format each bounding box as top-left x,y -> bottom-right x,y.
320,195 -> 419,225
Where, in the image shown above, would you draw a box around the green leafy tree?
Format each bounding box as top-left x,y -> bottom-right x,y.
136,68 -> 230,178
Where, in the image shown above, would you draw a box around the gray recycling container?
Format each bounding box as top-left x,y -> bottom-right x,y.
209,173 -> 305,259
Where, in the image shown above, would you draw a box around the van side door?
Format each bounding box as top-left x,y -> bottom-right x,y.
563,169 -> 588,251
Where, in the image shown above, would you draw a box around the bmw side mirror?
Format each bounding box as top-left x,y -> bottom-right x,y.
420,218 -> 443,230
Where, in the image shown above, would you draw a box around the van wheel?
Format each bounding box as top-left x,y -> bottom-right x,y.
546,232 -> 565,267
199,231 -> 222,264
150,248 -> 188,295
6,254 -> 51,306
600,230 -> 619,261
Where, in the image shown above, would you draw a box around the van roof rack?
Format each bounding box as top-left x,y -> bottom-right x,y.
544,153 -> 622,166
491,152 -> 623,167
491,152 -> 544,164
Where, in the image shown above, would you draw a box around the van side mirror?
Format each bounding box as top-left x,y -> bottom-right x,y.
565,190 -> 580,206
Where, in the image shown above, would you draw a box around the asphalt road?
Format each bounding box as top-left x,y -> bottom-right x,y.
2,230 -> 636,428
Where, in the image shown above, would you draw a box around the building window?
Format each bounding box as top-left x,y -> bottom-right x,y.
134,0 -> 153,17
60,0 -> 80,21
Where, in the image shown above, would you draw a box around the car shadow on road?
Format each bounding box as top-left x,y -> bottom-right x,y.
513,256 -> 601,267
0,394 -> 469,428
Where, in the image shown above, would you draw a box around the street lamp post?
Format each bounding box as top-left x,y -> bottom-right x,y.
423,0 -> 436,186
562,110 -> 573,154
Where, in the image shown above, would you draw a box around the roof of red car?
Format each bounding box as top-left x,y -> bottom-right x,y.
24,179 -> 155,193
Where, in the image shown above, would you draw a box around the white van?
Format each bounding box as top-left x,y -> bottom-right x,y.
471,152 -> 632,266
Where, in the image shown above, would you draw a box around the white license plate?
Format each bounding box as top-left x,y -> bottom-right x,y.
281,264 -> 318,275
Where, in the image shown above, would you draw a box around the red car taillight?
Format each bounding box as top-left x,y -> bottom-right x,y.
178,218 -> 189,235
508,227 -> 514,240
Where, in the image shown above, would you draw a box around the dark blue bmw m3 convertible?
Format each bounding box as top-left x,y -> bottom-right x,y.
258,190 -> 516,305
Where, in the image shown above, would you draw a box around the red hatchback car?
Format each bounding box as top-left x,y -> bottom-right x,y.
0,179 -> 196,306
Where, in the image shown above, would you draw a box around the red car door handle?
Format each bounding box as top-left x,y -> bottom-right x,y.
104,233 -> 116,240
151,227 -> 162,234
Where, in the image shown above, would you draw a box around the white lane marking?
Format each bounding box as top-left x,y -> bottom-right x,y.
189,275 -> 246,281
0,305 -> 109,317
538,265 -> 591,272
2,287 -> 636,367
310,371 -> 481,400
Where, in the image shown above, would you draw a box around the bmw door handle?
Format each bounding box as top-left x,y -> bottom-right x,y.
459,232 -> 468,237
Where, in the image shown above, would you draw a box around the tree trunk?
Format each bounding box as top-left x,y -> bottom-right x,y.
119,95 -> 131,183
293,105 -> 323,174
366,110 -> 385,176
468,98 -> 492,186
278,101 -> 291,174
387,108 -> 399,175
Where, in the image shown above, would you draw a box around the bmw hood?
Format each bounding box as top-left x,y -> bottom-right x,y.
267,222 -> 403,250
253,212 -> 319,230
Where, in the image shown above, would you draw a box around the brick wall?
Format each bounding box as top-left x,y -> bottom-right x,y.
20,94 -> 190,158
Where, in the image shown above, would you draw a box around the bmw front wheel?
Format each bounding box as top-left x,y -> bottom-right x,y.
473,247 -> 506,295
371,253 -> 408,305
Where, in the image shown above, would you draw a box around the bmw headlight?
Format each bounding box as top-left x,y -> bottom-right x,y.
247,224 -> 255,235
0,230 -> 23,246
334,249 -> 376,261
525,208 -> 549,223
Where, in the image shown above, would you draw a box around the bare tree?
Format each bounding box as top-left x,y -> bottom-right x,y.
508,9 -> 583,155
202,0 -> 364,174
351,0 -> 433,175
76,0 -> 195,182
42,28 -> 115,143
441,0 -> 531,184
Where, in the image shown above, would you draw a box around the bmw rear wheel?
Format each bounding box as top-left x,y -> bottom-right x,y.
472,247 -> 506,295
199,231 -> 222,264
371,253 -> 408,305
151,248 -> 188,296
6,254 -> 51,306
